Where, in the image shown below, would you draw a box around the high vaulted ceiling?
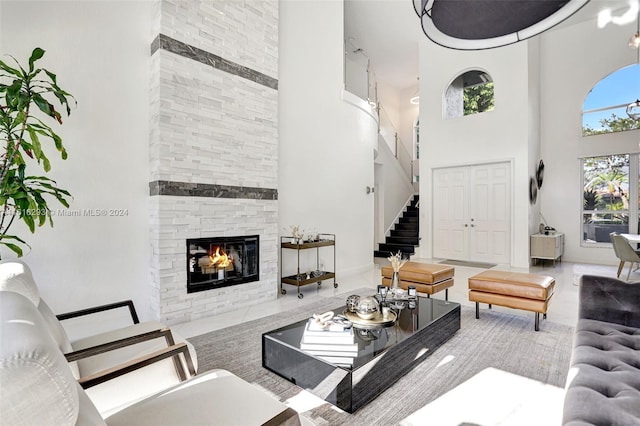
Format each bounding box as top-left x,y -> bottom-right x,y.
344,0 -> 636,92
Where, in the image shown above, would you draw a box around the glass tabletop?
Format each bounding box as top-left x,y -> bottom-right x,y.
263,296 -> 460,369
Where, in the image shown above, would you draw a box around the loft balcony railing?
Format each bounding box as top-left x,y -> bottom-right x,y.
378,105 -> 413,182
344,39 -> 378,108
344,40 -> 413,183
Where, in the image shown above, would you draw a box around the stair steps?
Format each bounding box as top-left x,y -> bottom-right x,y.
374,194 -> 419,258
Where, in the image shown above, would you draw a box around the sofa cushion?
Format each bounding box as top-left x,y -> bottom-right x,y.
468,270 -> 555,301
0,260 -> 80,378
578,275 -> 640,328
563,318 -> 640,425
0,291 -> 85,425
0,259 -> 40,306
381,262 -> 454,284
105,369 -> 301,425
73,321 -> 198,416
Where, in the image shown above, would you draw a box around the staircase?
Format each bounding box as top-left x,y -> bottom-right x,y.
374,194 -> 419,259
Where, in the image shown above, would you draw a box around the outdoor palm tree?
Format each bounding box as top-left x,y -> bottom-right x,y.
583,155 -> 629,211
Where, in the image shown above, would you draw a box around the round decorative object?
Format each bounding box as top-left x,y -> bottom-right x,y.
536,160 -> 545,189
529,176 -> 538,205
345,294 -> 361,313
355,296 -> 380,320
343,309 -> 397,329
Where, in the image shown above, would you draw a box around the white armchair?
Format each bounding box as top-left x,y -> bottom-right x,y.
0,290 -> 302,425
0,259 -> 196,415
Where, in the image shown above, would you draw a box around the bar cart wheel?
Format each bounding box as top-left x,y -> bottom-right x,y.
298,293 -> 304,299
281,288 -> 286,295
334,282 -> 338,288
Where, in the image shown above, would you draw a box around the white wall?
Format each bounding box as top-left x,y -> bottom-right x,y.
539,15 -> 640,265
0,1 -> 153,323
279,0 -> 377,278
419,39 -> 532,267
527,38 -> 542,238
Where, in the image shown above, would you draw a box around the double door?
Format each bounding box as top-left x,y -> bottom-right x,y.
433,162 -> 511,264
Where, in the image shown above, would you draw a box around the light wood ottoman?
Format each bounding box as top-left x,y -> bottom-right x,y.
468,270 -> 555,331
381,262 -> 454,300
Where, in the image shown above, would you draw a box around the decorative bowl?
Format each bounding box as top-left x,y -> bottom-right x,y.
355,296 -> 380,320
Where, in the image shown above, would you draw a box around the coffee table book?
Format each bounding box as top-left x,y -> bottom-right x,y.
301,347 -> 358,357
301,321 -> 355,345
299,340 -> 358,352
306,319 -> 349,333
315,355 -> 354,366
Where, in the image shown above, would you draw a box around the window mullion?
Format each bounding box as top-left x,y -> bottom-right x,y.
630,153 -> 639,234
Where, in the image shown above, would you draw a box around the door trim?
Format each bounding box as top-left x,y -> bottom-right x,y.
431,160 -> 513,265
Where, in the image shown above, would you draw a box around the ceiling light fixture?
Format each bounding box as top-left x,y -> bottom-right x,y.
410,77 -> 420,105
413,0 -> 590,50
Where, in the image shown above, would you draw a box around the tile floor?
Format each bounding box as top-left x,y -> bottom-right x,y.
173,258 -> 624,338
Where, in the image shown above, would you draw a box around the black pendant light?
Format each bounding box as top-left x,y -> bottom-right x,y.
413,0 -> 590,50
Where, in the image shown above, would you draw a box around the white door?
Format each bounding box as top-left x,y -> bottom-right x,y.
433,162 -> 511,264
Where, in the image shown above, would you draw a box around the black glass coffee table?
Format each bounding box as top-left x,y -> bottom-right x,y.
262,296 -> 460,413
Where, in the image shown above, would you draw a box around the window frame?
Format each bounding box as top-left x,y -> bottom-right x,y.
443,69 -> 495,120
580,153 -> 639,247
581,64 -> 640,137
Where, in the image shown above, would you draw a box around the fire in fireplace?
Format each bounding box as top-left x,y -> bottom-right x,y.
187,236 -> 259,293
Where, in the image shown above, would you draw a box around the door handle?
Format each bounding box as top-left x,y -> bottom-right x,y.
464,224 -> 468,227
470,224 -> 475,227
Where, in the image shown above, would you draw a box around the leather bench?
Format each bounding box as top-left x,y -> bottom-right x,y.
381,262 -> 454,300
468,270 -> 555,331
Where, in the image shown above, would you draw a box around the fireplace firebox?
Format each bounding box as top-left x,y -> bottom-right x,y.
187,236 -> 259,293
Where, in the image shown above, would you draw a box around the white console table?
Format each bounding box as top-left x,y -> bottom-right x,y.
530,233 -> 564,266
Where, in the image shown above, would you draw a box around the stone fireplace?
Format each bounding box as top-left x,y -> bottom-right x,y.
148,0 -> 279,325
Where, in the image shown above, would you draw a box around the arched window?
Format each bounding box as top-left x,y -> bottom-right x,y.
582,64 -> 640,136
444,70 -> 494,119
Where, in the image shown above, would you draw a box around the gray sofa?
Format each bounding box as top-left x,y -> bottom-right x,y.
563,275 -> 640,425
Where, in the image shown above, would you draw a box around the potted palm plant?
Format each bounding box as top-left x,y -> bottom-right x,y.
0,48 -> 75,257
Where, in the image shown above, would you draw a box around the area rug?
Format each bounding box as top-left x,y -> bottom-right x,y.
188,295 -> 574,425
438,259 -> 497,269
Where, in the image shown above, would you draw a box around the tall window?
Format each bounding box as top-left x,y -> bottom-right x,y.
582,64 -> 640,136
445,70 -> 494,119
582,154 -> 640,244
